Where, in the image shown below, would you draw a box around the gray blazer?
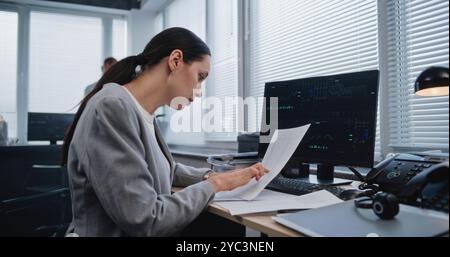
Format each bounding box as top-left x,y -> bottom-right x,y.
67,83 -> 215,237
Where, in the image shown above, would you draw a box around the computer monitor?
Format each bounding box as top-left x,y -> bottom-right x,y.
259,70 -> 379,184
28,113 -> 75,145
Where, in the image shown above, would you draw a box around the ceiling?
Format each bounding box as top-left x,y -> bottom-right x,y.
34,0 -> 141,10
140,0 -> 170,12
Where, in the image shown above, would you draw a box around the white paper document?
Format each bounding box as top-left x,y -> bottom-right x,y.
214,124 -> 311,201
215,190 -> 343,216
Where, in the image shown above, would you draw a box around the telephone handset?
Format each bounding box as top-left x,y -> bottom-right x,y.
364,153 -> 449,212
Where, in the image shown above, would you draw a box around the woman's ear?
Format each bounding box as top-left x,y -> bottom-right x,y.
168,49 -> 184,72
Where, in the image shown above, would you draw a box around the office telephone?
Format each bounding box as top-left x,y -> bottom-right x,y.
364,153 -> 449,213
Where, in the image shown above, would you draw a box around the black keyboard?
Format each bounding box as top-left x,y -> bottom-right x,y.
267,176 -> 346,199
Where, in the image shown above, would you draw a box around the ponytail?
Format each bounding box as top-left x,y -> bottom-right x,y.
61,55 -> 143,165
62,27 -> 211,165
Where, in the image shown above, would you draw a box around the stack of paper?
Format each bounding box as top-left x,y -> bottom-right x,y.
214,189 -> 343,216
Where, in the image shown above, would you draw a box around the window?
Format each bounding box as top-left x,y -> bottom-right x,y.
387,0 -> 449,150
163,0 -> 207,145
1,2 -> 127,143
162,0 -> 240,145
28,12 -> 103,113
247,0 -> 380,158
247,0 -> 379,129
112,18 -> 128,61
0,10 -> 18,139
206,0 -> 239,140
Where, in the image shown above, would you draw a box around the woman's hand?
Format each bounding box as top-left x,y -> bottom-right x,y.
207,163 -> 270,193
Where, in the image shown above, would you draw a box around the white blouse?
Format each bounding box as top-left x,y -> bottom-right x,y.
122,87 -> 171,174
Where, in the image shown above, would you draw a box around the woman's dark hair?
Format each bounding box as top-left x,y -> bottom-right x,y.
62,27 -> 211,165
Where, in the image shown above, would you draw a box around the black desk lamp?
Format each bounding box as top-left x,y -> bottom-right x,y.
415,66 -> 449,96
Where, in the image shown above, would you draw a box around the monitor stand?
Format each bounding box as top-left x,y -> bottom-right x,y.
294,163 -> 353,186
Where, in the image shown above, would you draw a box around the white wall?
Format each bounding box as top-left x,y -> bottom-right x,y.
127,9 -> 157,55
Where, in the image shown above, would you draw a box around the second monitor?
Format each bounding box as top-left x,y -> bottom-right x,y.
259,70 -> 379,184
28,112 -> 75,145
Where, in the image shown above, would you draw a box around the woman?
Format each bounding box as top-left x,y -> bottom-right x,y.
62,27 -> 268,237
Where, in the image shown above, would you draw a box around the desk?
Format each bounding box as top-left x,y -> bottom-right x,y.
173,187 -> 303,237
0,145 -> 71,236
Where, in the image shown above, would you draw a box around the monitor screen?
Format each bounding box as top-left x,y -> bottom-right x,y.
259,70 -> 379,168
28,113 -> 75,144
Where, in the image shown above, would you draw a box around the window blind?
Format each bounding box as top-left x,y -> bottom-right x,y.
28,11 -> 102,113
0,10 -> 18,138
163,0 -> 206,145
387,0 -> 449,150
247,0 -> 380,158
205,0 -> 239,141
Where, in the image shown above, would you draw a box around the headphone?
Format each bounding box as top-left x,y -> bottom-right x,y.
354,192 -> 400,220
